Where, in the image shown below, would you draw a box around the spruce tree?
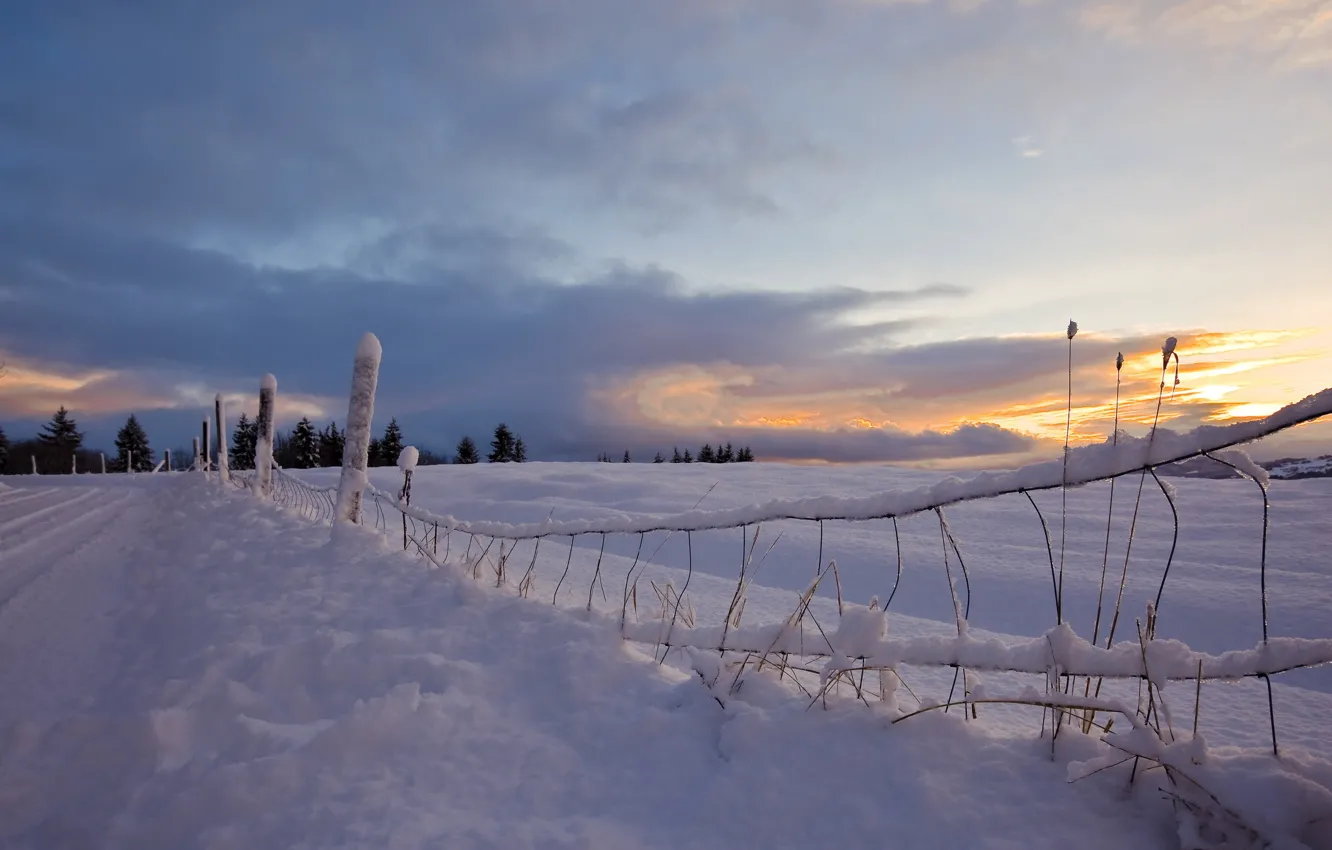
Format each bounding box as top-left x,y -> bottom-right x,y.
0,425 -> 8,472
274,433 -> 296,469
623,450 -> 631,463
231,413 -> 257,469
114,414 -> 154,472
698,443 -> 715,463
737,446 -> 755,462
318,421 -> 345,468
379,418 -> 404,467
39,406 -> 84,453
368,437 -> 383,467
671,446 -> 682,463
653,452 -> 665,463
719,442 -> 734,463
488,423 -> 515,463
514,437 -> 527,463
291,417 -> 319,469
454,436 -> 480,464
683,448 -> 693,463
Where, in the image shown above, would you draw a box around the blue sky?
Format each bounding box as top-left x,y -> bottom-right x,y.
2,0 -> 1330,463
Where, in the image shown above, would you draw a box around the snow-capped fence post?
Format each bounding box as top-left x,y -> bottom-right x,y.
127,451 -> 133,474
192,438 -> 201,473
334,333 -> 382,529
215,394 -> 230,484
202,417 -> 212,476
256,374 -> 277,498
30,455 -> 37,475
398,446 -> 418,551
71,452 -> 76,475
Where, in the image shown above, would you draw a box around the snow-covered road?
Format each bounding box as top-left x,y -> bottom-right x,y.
0,473 -> 1328,849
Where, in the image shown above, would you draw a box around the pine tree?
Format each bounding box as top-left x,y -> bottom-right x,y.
368,436 -> 382,467
318,421 -> 345,468
454,436 -> 480,464
231,413 -> 257,469
514,437 -> 527,463
683,448 -> 693,463
671,447 -> 682,463
488,423 -> 515,463
719,442 -> 734,463
274,433 -> 296,469
653,452 -> 665,463
379,418 -> 404,467
737,446 -> 755,462
291,417 -> 319,469
39,406 -> 84,453
0,425 -> 8,472
623,450 -> 631,463
114,414 -> 154,472
698,443 -> 715,463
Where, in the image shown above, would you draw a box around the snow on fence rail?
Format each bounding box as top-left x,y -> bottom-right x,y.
218,333 -> 1332,847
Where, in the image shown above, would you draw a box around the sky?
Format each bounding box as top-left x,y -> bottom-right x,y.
1,0 -> 1330,465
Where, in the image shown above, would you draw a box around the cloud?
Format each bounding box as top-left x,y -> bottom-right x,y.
1078,0 -> 1332,66
3,214 -> 1320,463
3,0 -> 1329,464
0,1 -> 846,241
0,218 -> 982,458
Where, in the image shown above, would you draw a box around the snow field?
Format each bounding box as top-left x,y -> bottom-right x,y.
1,460 -> 1330,847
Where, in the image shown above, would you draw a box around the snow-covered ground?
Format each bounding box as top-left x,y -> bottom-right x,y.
1268,456 -> 1332,480
1,464 -> 1331,848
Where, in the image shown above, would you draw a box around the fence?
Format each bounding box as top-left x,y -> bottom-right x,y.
216,333 -> 1332,846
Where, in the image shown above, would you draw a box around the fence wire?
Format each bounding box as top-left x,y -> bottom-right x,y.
229,465 -> 337,525
233,387 -> 1332,778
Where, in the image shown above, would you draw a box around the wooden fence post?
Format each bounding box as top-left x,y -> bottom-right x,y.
202,417 -> 212,475
215,394 -> 230,484
256,374 -> 277,497
31,455 -> 37,475
128,450 -> 133,474
71,452 -> 77,475
335,333 -> 382,528
192,438 -> 200,472
100,453 -> 106,475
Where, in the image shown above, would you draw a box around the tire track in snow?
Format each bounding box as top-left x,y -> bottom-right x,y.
0,488 -> 103,536
0,490 -> 137,611
0,483 -> 164,846
0,487 -> 83,512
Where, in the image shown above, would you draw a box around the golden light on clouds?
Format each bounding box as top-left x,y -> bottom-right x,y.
2,360 -> 118,396
968,328 -> 1327,442
594,326 -> 1329,456
0,352 -> 333,424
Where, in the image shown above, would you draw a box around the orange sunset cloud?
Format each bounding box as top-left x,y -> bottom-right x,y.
592,327 -> 1329,460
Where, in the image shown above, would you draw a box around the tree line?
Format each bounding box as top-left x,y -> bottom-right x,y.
225,418 -> 532,469
597,443 -> 756,463
0,407 -> 161,474
2,408 -> 758,474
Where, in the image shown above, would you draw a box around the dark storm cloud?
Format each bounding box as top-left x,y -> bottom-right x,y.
0,218 -> 994,458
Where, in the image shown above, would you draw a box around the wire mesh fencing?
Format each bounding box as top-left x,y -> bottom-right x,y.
215,330 -> 1332,844
229,465 -> 337,525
